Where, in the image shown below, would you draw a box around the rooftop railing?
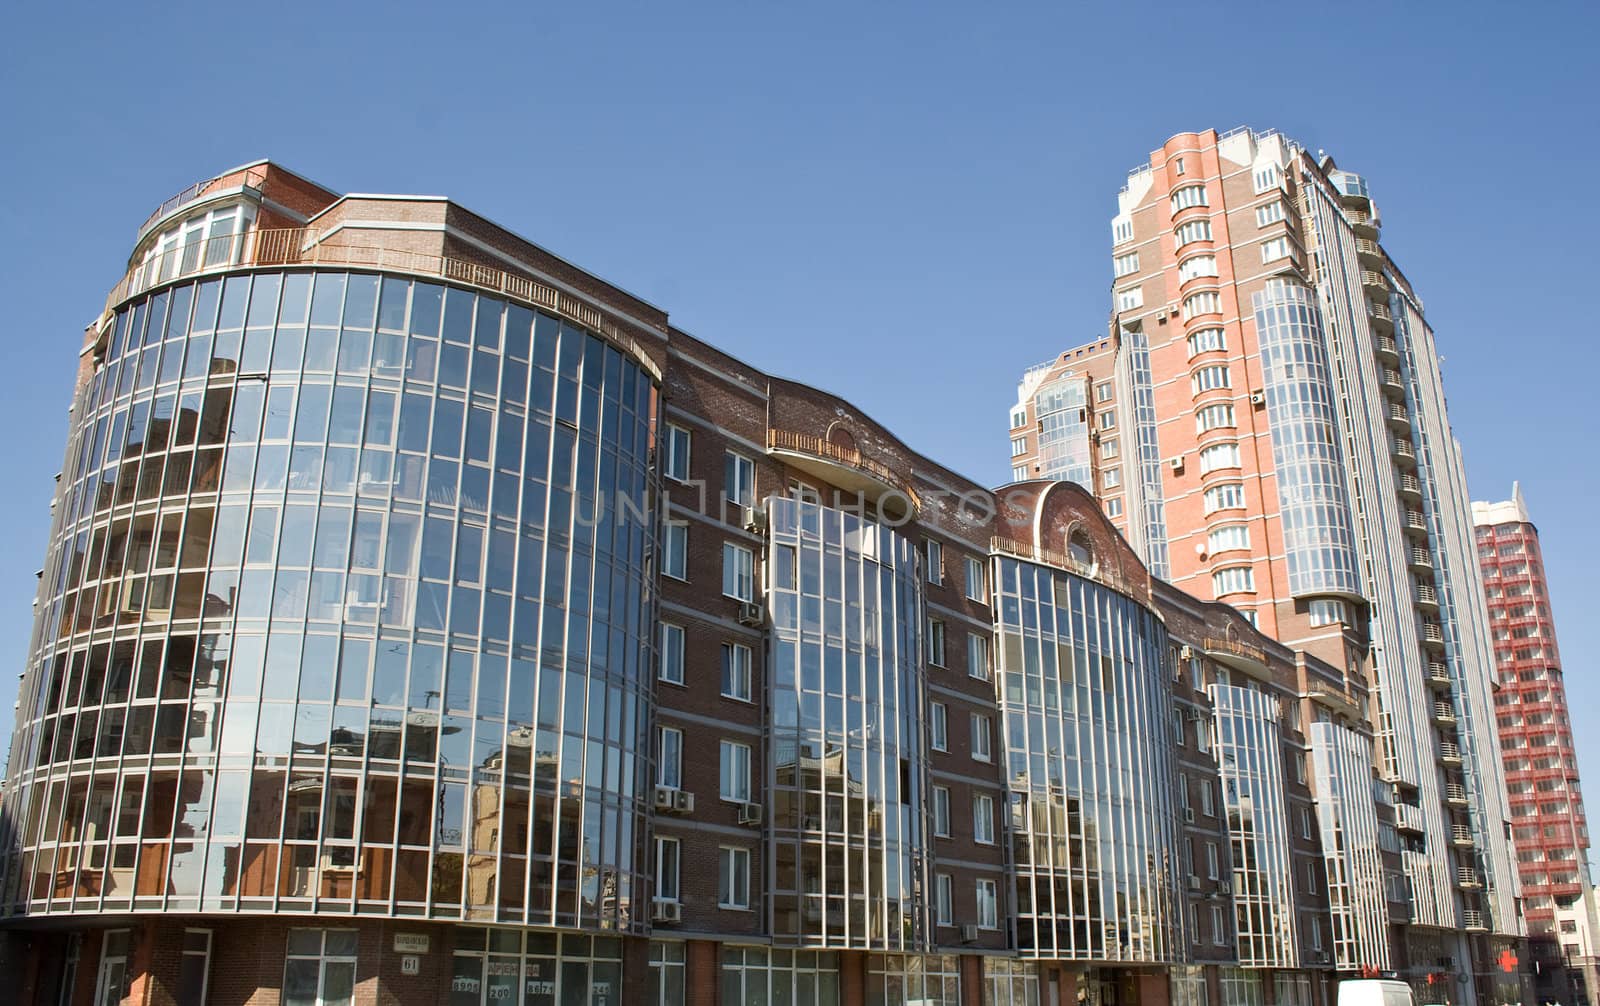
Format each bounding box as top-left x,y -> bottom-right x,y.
136,165 -> 268,241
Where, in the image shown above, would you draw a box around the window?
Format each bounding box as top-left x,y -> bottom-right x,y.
1207,524 -> 1250,554
1201,780 -> 1215,816
925,539 -> 943,584
1113,252 -> 1140,278
1101,437 -> 1120,459
658,727 -> 683,788
1212,565 -> 1256,595
283,930 -> 358,1006
1196,718 -> 1211,754
1305,860 -> 1319,894
930,702 -> 948,751
1102,467 -> 1121,489
1095,381 -> 1113,403
664,424 -> 692,481
1187,328 -> 1226,358
1113,218 -> 1134,245
1173,157 -> 1187,176
1171,184 -> 1208,211
1178,254 -> 1218,283
722,543 -> 754,601
1300,807 -> 1314,839
662,522 -> 688,580
1308,599 -> 1349,626
1211,905 -> 1228,944
1191,365 -> 1231,393
971,713 -> 992,762
1253,165 -> 1280,193
718,847 -> 751,909
1009,406 -> 1027,429
1011,464 -> 1028,482
1116,286 -> 1144,312
1198,441 -> 1241,474
1196,403 -> 1235,433
1174,711 -> 1186,746
932,786 -> 952,837
178,930 -> 212,1006
1098,409 -> 1116,430
1204,483 -> 1245,513
1105,497 -> 1123,518
927,619 -> 946,666
976,880 -> 999,929
968,633 -> 990,680
1261,237 -> 1290,263
721,643 -> 752,701
974,794 -> 995,844
964,557 -> 985,601
1310,916 -> 1324,951
659,624 -> 685,684
1256,201 -> 1286,227
1182,290 -> 1221,319
936,874 -> 954,926
1206,841 -> 1219,880
724,451 -> 756,508
720,741 -> 751,802
1010,437 -> 1027,457
655,836 -> 681,902
1175,219 -> 1213,249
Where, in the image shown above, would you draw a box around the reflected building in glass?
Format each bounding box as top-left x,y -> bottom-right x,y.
0,161 -> 1466,1006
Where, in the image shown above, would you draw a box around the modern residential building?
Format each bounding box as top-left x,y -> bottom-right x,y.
0,161 -> 1441,1006
1474,485 -> 1591,1004
1012,128 -> 1527,1005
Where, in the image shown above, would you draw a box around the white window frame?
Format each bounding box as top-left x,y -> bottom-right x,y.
1195,403 -> 1236,433
930,702 -> 948,752
927,618 -> 946,667
973,793 -> 995,844
658,726 -> 683,789
971,713 -> 992,763
936,874 -> 954,926
662,521 -> 688,580
720,740 -> 751,802
1191,365 -> 1231,393
1203,482 -> 1245,513
664,424 -> 692,482
1207,524 -> 1250,554
1182,290 -> 1221,320
1113,251 -> 1140,278
932,786 -> 952,837
659,623 -> 685,685
724,451 -> 756,508
967,633 -> 990,681
926,539 -> 943,584
718,846 -> 751,909
1187,327 -> 1226,356
976,879 -> 999,930
1170,184 -> 1208,212
655,836 -> 681,902
964,557 -> 985,601
1116,286 -> 1144,312
1198,441 -> 1241,474
720,642 -> 753,701
1256,200 -> 1286,227
722,542 -> 755,601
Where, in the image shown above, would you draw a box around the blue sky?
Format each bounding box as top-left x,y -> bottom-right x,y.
2,2 -> 1597,845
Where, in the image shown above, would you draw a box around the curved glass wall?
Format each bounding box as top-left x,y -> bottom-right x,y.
1,269 -> 658,932
1032,376 -> 1091,488
765,496 -> 931,951
1251,280 -> 1363,601
1309,720 -> 1391,971
990,555 -> 1185,963
1209,684 -> 1299,968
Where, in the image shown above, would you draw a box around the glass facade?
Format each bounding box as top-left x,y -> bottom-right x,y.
2,269 -> 659,930
1032,376 -> 1092,488
990,556 -> 1185,963
765,496 -> 931,951
1251,280 -> 1362,601
1309,720 -> 1391,970
1119,328 -> 1171,580
1209,685 -> 1298,968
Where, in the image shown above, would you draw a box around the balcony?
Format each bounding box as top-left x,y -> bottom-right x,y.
1407,546 -> 1433,572
1456,868 -> 1483,890
1391,437 -> 1417,467
1348,210 -> 1381,238
1355,238 -> 1385,266
1397,473 -> 1423,501
767,430 -> 920,521
1381,368 -> 1407,399
1421,622 -> 1446,648
1386,402 -> 1412,431
1372,334 -> 1400,365
1451,825 -> 1475,848
1403,510 -> 1429,536
1427,661 -> 1452,689
1440,742 -> 1463,765
1432,701 -> 1457,725
1367,300 -> 1395,333
1202,636 -> 1270,680
1416,583 -> 1439,611
1361,270 -> 1389,299
1462,909 -> 1487,931
1394,803 -> 1426,834
1445,783 -> 1470,806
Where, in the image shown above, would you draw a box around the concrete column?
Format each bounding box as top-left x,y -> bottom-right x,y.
839,949 -> 866,1006
687,939 -> 720,1005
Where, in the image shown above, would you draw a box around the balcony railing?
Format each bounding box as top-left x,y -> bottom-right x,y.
1416,583 -> 1438,606
1456,868 -> 1482,888
1433,701 -> 1457,723
1422,622 -> 1445,644
1409,546 -> 1433,569
1440,742 -> 1463,763
1452,825 -> 1475,846
769,429 -> 921,514
1446,783 -> 1469,804
1404,510 -> 1428,532
1463,909 -> 1487,930
1398,473 -> 1422,497
99,227 -> 661,379
136,165 -> 269,241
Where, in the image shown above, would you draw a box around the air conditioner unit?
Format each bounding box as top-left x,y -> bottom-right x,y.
738,802 -> 764,826
1184,808 -> 1196,824
737,602 -> 765,627
742,506 -> 768,533
1169,455 -> 1185,472
653,785 -> 677,811
1249,391 -> 1265,406
1218,881 -> 1233,895
1188,874 -> 1202,890
960,924 -> 980,943
673,790 -> 695,814
1179,645 -> 1195,661
651,899 -> 682,924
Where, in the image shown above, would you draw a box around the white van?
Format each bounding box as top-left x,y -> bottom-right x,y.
1337,979 -> 1416,1006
